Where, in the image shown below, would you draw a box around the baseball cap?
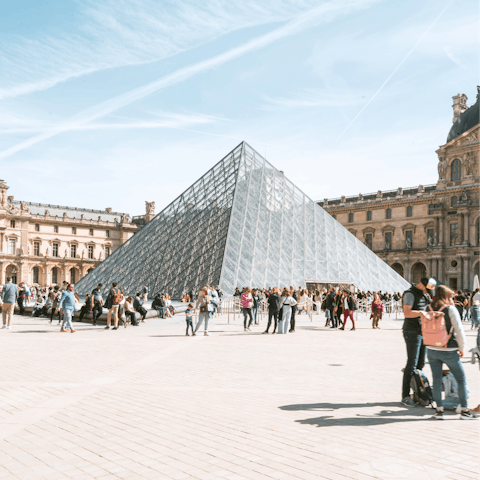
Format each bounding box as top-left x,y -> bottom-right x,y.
421,277 -> 436,290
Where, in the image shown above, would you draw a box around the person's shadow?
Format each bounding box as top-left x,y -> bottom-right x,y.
279,402 -> 435,427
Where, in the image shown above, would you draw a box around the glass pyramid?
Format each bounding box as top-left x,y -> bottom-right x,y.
75,142 -> 409,297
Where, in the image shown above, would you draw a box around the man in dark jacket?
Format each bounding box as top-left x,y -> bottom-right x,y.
152,294 -> 166,318
263,288 -> 283,334
325,289 -> 336,328
133,293 -> 148,322
91,283 -> 103,326
401,277 -> 435,407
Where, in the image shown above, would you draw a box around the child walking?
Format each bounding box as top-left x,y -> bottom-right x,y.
185,303 -> 195,336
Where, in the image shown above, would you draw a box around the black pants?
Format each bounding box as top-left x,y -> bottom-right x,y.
242,308 -> 253,328
92,302 -> 103,324
290,306 -> 297,331
50,306 -> 60,321
17,298 -> 25,315
137,307 -> 147,320
265,310 -> 279,332
125,311 -> 137,325
402,328 -> 426,399
79,306 -> 89,321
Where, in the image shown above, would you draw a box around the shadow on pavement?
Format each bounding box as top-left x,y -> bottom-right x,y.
280,401 -> 435,427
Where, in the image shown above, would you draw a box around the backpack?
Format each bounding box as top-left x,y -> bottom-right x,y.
112,289 -> 123,305
421,305 -> 452,348
410,369 -> 434,407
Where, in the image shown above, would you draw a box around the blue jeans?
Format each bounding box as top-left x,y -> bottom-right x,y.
61,309 -> 74,331
278,307 -> 291,334
427,349 -> 468,408
242,308 -> 253,328
252,307 -> 259,324
471,306 -> 479,329
155,307 -> 166,318
402,329 -> 426,399
195,312 -> 210,333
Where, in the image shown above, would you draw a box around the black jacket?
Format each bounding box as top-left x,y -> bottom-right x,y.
267,293 -> 283,312
152,297 -> 165,309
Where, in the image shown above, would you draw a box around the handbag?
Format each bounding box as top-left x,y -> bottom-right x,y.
200,305 -> 207,313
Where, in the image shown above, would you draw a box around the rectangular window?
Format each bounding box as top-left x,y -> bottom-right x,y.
367,211 -> 372,221
348,213 -> 354,223
33,241 -> 40,256
428,204 -> 435,215
407,206 -> 413,217
71,244 -> 77,258
365,233 -> 372,249
106,230 -> 110,238
10,220 -> 15,228
450,223 -> 458,246
105,246 -> 111,257
34,223 -> 40,232
89,228 -> 94,236
8,238 -> 15,254
386,208 -> 391,219
54,225 -> 58,233
53,243 -> 59,257
88,245 -> 94,259
52,268 -> 58,284
385,231 -> 392,250
72,227 -> 76,234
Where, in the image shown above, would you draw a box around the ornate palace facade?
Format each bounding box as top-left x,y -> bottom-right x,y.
320,88 -> 480,291
0,180 -> 155,286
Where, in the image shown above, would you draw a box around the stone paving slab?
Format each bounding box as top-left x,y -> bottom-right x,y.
0,311 -> 478,480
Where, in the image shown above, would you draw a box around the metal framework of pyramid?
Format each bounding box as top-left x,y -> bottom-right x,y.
75,142 -> 409,297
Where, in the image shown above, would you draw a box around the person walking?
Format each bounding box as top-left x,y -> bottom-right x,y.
371,293 -> 384,329
194,287 -> 211,336
49,286 -> 62,324
325,289 -> 335,327
263,287 -> 283,334
91,283 -> 103,326
104,282 -> 123,330
1,277 -> 18,329
57,283 -> 76,333
241,287 -> 254,331
427,285 -> 478,420
401,277 -> 436,407
469,289 -> 480,330
340,292 -> 356,330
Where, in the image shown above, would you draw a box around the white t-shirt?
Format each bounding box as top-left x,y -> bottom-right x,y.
472,293 -> 480,305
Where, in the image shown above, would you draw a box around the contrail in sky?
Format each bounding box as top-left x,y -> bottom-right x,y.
336,0 -> 454,141
0,0 -> 377,160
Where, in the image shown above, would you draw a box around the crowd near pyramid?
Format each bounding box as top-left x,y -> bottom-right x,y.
75,142 -> 409,298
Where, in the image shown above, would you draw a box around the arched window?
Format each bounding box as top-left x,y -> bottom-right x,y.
391,263 -> 404,278
406,206 -> 413,217
451,159 -> 461,181
451,196 -> 458,207
366,211 -> 372,221
33,266 -> 39,284
52,267 -> 58,284
386,208 -> 392,219
412,263 -> 427,284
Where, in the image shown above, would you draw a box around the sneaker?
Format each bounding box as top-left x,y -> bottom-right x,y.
460,409 -> 479,420
112,327 -> 118,330
432,409 -> 444,420
204,332 -> 209,336
6,326 -> 11,330
93,323 -> 98,327
401,397 -> 417,407
1,325 -> 6,329
262,331 -> 269,334
104,326 -> 110,330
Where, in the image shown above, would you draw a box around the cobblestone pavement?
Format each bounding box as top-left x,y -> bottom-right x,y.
0,310 -> 478,480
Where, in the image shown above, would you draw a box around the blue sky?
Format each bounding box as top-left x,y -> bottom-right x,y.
0,0 -> 476,215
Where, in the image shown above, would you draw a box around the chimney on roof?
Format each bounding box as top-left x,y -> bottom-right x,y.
452,93 -> 467,123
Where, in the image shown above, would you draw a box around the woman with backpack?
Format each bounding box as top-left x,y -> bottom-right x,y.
427,285 -> 477,420
105,282 -> 123,330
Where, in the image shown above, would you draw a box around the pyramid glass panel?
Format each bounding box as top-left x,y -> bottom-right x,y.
75,142 -> 409,297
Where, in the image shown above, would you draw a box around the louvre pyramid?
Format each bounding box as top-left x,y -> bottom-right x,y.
75,142 -> 409,297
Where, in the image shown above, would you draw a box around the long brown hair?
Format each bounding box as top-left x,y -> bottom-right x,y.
431,285 -> 454,310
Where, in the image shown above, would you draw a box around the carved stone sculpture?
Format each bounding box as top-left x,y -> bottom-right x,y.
323,198 -> 328,206
418,185 -> 425,193
438,157 -> 447,179
405,236 -> 412,249
121,213 -> 129,223
427,234 -> 434,247
358,193 -> 363,201
396,187 -> 403,196
146,201 -> 155,215
340,195 -> 346,204
376,190 -> 383,199
385,239 -> 391,250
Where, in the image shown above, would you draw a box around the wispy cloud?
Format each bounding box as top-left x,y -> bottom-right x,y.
262,88 -> 362,109
0,0 -> 380,160
0,0 -> 350,101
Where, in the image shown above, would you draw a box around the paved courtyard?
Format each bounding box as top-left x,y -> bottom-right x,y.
0,310 -> 478,480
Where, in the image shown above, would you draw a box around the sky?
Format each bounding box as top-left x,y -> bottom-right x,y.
0,0 -> 477,216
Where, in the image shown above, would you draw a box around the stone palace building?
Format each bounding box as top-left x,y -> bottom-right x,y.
320,88 -> 480,291
0,181 -> 155,286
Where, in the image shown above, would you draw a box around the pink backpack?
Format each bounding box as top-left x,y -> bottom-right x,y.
421,305 -> 453,348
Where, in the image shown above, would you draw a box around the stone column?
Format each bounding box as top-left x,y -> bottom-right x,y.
0,232 -> 4,253
404,258 -> 411,283
431,258 -> 437,278
0,262 -> 4,284
428,258 -> 433,278
438,258 -> 444,284
459,214 -> 464,243
463,257 -> 469,291
439,217 -> 444,246
464,212 -> 470,245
